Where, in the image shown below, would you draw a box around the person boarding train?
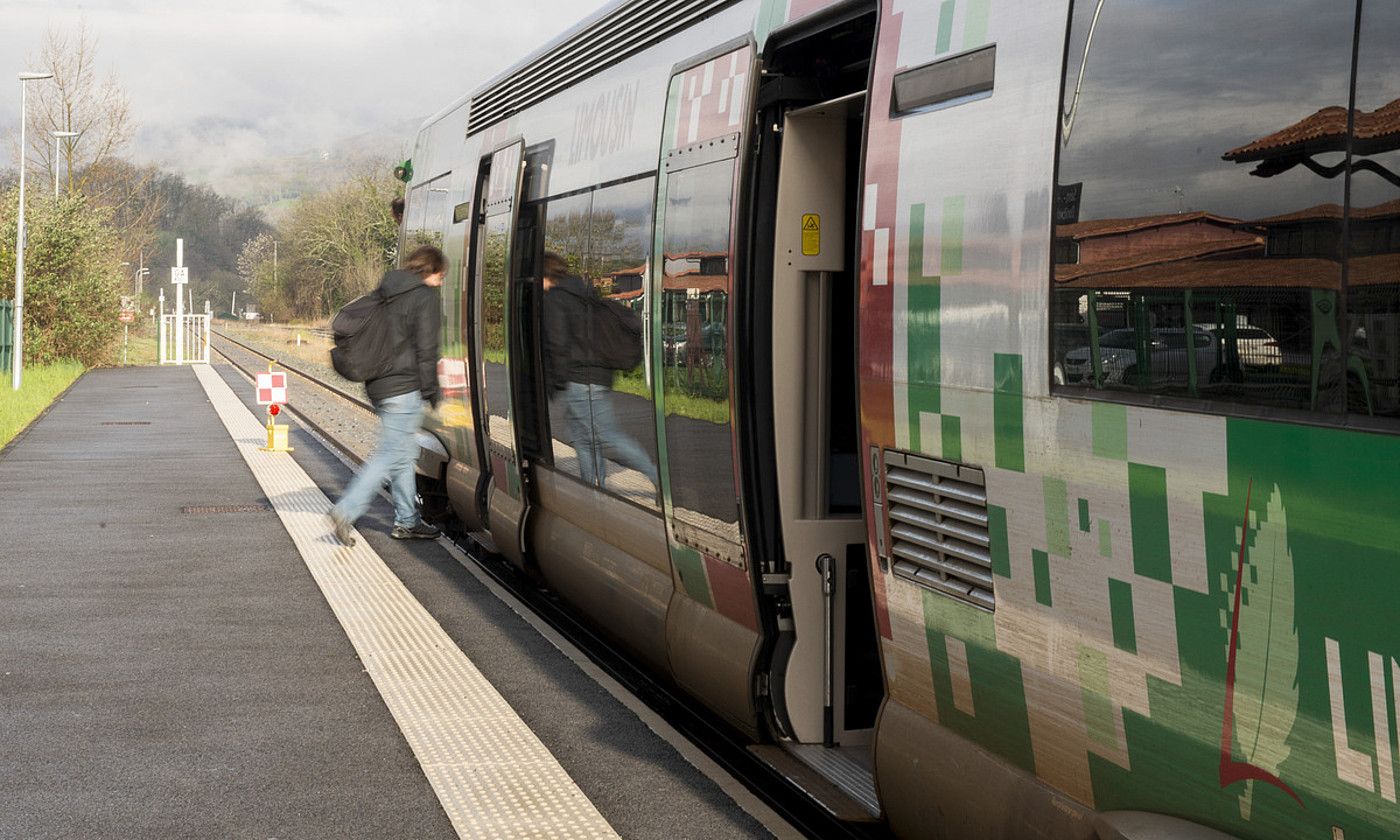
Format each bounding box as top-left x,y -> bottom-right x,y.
329,245 -> 446,546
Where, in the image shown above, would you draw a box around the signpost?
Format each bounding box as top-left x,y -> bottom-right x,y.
255,365 -> 293,452
171,242 -> 189,366
119,296 -> 136,365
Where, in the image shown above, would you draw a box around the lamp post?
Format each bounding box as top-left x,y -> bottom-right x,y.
13,70 -> 55,391
51,130 -> 78,197
134,248 -> 148,296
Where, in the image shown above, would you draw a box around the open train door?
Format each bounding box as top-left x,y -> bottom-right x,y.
473,139 -> 532,567
742,3 -> 884,821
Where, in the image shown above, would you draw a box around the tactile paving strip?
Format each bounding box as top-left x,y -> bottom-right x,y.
194,365 -> 618,840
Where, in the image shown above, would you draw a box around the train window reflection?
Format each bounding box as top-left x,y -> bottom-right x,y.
538,179 -> 660,508
406,175 -> 450,250
1347,1 -> 1400,418
660,160 -> 742,559
481,212 -> 513,448
1053,0 -> 1356,414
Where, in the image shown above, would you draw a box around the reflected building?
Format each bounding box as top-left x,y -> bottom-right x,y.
1054,93 -> 1400,417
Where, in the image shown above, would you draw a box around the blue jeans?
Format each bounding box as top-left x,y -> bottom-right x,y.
561,382 -> 658,488
333,390 -> 424,528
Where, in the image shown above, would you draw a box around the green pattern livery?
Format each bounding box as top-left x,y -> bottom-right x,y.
907,203 -> 941,450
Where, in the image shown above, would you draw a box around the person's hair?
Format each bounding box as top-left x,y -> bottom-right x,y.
542,252 -> 568,280
390,197 -> 405,222
403,245 -> 447,278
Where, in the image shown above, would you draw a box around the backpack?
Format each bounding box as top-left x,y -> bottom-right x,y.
582,294 -> 644,371
330,290 -> 401,382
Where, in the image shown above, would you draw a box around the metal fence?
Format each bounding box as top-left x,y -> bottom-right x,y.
0,299 -> 12,376
159,313 -> 211,365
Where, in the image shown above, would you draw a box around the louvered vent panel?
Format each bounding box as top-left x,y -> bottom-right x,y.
467,0 -> 742,136
883,451 -> 995,612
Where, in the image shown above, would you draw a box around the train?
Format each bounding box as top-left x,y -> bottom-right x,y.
399,0 -> 1400,837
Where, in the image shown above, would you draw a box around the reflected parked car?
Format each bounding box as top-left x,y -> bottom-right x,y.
662,324 -> 688,365
1224,324 -> 1282,368
1062,327 -> 1218,387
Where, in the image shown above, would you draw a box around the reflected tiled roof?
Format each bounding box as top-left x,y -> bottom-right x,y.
1056,211 -> 1242,240
1057,253 -> 1396,290
1223,98 -> 1400,161
605,263 -> 647,278
1251,199 -> 1400,225
1056,237 -> 1263,282
662,271 -> 728,293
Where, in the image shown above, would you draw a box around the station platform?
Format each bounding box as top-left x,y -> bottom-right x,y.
0,364 -> 787,839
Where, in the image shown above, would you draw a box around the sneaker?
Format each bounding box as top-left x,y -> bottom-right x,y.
392,521 -> 441,541
328,512 -> 356,547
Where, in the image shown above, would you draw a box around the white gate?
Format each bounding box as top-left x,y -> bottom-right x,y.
160,313 -> 211,365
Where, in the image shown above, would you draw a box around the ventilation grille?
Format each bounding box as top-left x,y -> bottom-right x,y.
467,0 -> 741,136
883,451 -> 994,612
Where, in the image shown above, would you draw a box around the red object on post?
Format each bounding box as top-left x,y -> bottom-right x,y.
269,403 -> 281,416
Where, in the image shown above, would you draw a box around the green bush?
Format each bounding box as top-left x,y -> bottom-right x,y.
0,191 -> 123,366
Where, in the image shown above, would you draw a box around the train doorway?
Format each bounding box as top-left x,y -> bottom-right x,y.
744,4 -> 882,820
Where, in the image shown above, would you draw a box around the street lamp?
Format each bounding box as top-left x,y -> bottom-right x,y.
51,130 -> 79,197
13,70 -> 54,391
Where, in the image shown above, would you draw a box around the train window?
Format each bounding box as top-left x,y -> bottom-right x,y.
1347,2 -> 1400,419
405,175 -> 450,250
1053,0 -> 1357,415
422,181 -> 449,249
659,159 -> 743,556
538,179 -> 660,509
481,212 -> 513,440
585,179 -> 659,508
539,191 -> 596,478
402,184 -> 426,243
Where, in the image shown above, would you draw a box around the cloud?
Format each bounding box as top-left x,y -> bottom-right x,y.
0,0 -> 612,188
1058,0 -> 1387,222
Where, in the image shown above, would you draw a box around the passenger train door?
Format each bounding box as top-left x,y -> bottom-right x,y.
651,42 -> 766,737
744,6 -> 884,818
474,140 -> 531,566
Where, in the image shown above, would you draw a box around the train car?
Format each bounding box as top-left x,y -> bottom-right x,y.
403,0 -> 1400,837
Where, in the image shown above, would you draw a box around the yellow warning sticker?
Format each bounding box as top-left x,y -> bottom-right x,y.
801,213 -> 821,256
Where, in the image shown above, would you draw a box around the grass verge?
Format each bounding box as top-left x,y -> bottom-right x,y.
0,360 -> 85,447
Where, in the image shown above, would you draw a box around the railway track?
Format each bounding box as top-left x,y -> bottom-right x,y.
211,329 -> 373,466
208,328 -> 888,840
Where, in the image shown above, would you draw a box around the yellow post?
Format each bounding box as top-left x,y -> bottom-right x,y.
259,360 -> 294,452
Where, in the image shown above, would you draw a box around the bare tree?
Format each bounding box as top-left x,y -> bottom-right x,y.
26,22 -> 133,195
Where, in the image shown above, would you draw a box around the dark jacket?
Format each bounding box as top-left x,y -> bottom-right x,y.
542,274 -> 613,391
365,269 -> 442,406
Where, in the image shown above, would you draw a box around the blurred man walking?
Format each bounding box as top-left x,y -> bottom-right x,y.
329,245 -> 445,546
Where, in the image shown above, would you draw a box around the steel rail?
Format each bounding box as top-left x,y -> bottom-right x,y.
211,329 -> 372,411
208,328 -> 888,840
208,333 -> 371,468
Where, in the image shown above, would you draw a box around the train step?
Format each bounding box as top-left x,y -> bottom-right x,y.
749,744 -> 883,823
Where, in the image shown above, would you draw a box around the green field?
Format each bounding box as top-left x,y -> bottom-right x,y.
0,361 -> 86,447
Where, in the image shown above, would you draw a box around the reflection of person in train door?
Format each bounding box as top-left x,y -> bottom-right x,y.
540,252 -> 658,489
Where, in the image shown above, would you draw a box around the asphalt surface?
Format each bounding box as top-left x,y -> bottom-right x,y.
0,366 -> 454,839
0,364 -> 770,839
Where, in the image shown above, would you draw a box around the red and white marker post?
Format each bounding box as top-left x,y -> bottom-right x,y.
255,364 -> 293,452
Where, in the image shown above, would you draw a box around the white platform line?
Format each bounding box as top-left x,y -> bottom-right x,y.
193,364 -> 618,840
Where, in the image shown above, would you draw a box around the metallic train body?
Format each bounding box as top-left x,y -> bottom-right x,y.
405,1 -> 1400,837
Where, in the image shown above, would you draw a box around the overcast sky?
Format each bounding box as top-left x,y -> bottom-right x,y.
0,0 -> 613,185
